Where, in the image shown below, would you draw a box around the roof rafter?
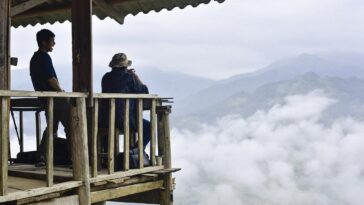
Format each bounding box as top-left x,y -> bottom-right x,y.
11,0 -> 47,17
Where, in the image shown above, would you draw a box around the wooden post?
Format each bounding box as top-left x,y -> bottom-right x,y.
91,99 -> 99,177
72,0 -> 92,94
157,106 -> 173,205
0,97 -> 9,195
123,99 -> 130,171
137,99 -> 143,169
0,0 -> 11,90
108,99 -> 115,174
36,111 -> 41,151
71,1 -> 92,203
19,111 -> 24,153
0,2 -> 10,195
150,99 -> 157,166
157,111 -> 165,158
46,98 -> 54,187
70,97 -> 91,205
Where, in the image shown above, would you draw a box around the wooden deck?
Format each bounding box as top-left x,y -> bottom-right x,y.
2,164 -> 180,204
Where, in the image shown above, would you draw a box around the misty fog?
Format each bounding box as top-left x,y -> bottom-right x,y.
172,91 -> 364,205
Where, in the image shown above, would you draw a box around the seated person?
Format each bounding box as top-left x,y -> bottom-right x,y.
99,53 -> 151,157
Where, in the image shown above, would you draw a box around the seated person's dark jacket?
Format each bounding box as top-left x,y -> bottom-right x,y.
99,68 -> 149,130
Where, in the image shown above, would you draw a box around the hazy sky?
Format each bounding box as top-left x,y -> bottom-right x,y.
11,0 -> 364,80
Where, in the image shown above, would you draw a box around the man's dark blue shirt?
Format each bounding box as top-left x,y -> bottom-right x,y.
99,68 -> 149,130
30,51 -> 58,91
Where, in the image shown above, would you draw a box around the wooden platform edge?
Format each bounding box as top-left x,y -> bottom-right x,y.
0,181 -> 82,203
151,168 -> 181,175
91,180 -> 164,203
89,166 -> 164,183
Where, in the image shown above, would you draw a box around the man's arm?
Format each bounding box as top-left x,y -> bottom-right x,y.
47,77 -> 63,92
128,70 -> 149,94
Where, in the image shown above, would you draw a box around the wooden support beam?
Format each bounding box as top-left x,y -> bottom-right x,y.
113,189 -> 160,204
72,0 -> 93,94
91,180 -> 164,203
157,106 -> 173,205
11,0 -> 48,16
93,0 -> 124,24
0,97 -> 9,196
137,99 -> 143,169
70,97 -> 91,205
123,99 -> 130,171
0,0 -> 10,90
46,98 -> 54,187
108,99 -> 115,174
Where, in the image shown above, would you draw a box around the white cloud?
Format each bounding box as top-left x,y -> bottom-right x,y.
172,91 -> 364,205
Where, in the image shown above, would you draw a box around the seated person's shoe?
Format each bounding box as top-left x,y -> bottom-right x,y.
35,155 -> 46,167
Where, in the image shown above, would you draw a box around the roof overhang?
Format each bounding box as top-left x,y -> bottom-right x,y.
11,0 -> 225,28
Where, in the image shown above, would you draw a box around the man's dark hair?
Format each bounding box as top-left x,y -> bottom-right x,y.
36,29 -> 55,47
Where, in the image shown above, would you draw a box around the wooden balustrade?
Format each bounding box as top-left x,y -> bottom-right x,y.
92,93 -> 161,175
0,90 -> 87,197
0,90 -> 172,204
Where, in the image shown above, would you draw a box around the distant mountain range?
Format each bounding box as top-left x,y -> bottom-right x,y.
175,73 -> 364,128
175,53 -> 364,116
10,52 -> 364,130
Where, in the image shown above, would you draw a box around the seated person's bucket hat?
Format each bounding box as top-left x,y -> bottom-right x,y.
109,53 -> 132,68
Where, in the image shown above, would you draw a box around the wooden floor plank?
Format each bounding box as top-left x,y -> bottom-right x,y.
0,181 -> 81,203
8,176 -> 46,190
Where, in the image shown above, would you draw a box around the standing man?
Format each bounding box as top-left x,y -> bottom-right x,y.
30,29 -> 71,166
99,53 -> 151,164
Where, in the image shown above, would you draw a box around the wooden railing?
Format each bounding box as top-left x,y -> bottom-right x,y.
91,93 -> 161,177
0,90 -> 173,204
0,90 -> 88,201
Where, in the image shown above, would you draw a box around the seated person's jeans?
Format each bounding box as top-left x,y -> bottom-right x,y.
100,119 -> 151,152
137,119 -> 151,149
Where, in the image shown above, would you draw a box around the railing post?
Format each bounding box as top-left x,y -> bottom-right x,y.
0,97 -> 9,196
123,99 -> 130,171
46,98 -> 54,187
150,99 -> 157,166
91,99 -> 99,177
157,105 -> 173,205
137,99 -> 143,168
70,97 -> 91,205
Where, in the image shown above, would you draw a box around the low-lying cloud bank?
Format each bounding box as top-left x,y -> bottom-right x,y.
172,90 -> 364,205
